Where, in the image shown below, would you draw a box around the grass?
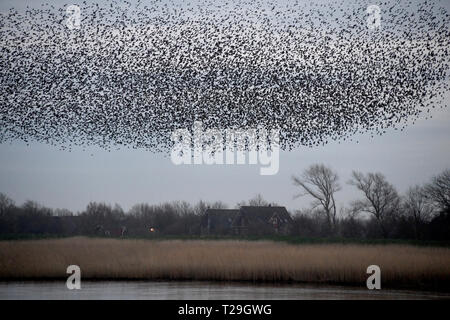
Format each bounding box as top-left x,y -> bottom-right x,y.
2,233 -> 450,248
0,237 -> 449,291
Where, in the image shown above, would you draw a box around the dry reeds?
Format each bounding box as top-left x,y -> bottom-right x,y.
0,237 -> 449,290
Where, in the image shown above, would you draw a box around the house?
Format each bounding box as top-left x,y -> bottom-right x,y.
200,209 -> 239,235
201,205 -> 292,235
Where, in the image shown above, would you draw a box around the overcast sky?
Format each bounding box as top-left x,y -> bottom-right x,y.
1,101 -> 448,213
0,0 -> 449,213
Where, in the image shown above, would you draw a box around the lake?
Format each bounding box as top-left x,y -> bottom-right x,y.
0,281 -> 448,300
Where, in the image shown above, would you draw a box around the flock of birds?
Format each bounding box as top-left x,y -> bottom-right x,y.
0,0 -> 449,152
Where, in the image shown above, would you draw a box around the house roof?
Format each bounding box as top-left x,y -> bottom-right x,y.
202,206 -> 292,225
239,206 -> 292,223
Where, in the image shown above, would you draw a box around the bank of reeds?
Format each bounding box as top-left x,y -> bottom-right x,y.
0,237 -> 449,290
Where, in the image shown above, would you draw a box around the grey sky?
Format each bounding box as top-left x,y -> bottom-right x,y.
0,0 -> 449,213
1,101 -> 449,213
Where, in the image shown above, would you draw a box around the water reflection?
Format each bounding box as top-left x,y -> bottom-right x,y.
0,281 -> 448,300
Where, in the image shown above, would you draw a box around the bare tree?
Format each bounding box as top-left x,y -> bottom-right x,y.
403,185 -> 435,239
340,206 -> 364,238
292,164 -> 341,231
53,208 -> 73,217
425,169 -> 450,213
236,194 -> 269,208
248,194 -> 269,206
0,193 -> 15,217
194,200 -> 227,215
348,171 -> 400,238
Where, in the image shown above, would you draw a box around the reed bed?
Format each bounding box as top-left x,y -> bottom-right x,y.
0,237 -> 449,290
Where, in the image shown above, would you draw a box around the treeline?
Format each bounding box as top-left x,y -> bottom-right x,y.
0,168 -> 449,241
0,197 -> 225,237
291,166 -> 450,241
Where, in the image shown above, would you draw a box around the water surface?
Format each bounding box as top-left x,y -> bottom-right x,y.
0,281 -> 448,300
